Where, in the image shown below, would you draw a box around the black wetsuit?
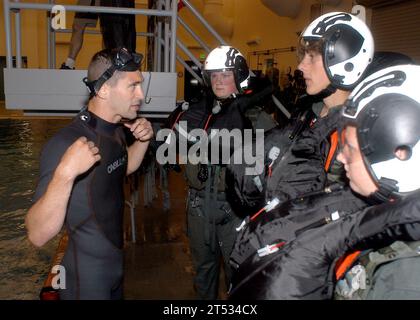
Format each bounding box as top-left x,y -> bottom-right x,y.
34,110 -> 127,300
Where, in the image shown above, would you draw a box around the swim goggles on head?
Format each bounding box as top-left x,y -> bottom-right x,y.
83,47 -> 143,97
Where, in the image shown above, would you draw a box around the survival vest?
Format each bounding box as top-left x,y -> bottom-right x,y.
229,186 -> 368,295
335,240 -> 420,300
226,102 -> 344,218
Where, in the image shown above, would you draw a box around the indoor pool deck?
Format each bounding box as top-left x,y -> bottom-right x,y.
0,101 -> 23,119
122,169 -> 198,300
0,102 -> 228,300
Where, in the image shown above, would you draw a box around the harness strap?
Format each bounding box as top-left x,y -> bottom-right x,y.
171,111 -> 185,130
335,241 -> 420,300
335,251 -> 362,281
361,241 -> 420,276
325,130 -> 339,172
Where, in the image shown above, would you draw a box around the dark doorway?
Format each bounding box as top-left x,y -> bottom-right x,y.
183,60 -> 204,103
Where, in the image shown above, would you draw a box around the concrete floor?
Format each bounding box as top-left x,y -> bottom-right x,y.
123,168 -> 196,299
123,167 -> 228,300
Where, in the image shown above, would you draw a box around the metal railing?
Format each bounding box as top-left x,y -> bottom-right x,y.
3,0 -> 227,82
3,0 -> 178,71
181,0 -> 227,46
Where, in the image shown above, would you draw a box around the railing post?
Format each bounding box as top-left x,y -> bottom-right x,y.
157,0 -> 163,72
48,0 -> 56,69
51,20 -> 56,69
14,0 -> 22,68
164,0 -> 170,72
47,2 -> 52,68
4,0 -> 13,68
170,0 -> 177,73
153,5 -> 158,72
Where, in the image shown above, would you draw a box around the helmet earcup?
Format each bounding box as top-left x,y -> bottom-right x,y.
323,24 -> 366,89
234,55 -> 250,92
301,12 -> 374,90
343,64 -> 420,195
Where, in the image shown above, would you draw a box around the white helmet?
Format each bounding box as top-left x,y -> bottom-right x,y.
301,12 -> 374,90
203,45 -> 250,93
343,64 -> 420,197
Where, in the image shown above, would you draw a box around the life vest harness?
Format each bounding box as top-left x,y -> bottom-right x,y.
233,183 -> 344,264
334,240 -> 420,300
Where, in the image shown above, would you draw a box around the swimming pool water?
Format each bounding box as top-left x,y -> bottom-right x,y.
0,118 -> 70,299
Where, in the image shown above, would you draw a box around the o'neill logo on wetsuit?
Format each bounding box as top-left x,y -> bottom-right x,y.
107,155 -> 127,174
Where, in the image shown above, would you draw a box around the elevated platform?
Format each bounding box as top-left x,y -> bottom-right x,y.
3,69 -> 177,118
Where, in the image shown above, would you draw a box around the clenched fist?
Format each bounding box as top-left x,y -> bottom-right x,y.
57,136 -> 101,181
124,118 -> 154,142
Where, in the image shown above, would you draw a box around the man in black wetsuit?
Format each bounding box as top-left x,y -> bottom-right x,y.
26,47 -> 153,300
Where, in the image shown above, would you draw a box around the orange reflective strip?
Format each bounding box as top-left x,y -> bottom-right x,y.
325,130 -> 338,172
171,111 -> 185,130
250,206 -> 266,221
335,251 -> 361,280
203,114 -> 213,131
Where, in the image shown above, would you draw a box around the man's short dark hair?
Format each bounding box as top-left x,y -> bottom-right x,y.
87,48 -> 124,86
84,48 -> 142,98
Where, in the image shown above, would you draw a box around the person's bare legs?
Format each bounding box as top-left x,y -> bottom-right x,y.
61,21 -> 86,69
69,21 -> 86,60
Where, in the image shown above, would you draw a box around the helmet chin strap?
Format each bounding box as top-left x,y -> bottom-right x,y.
212,93 -> 238,114
316,83 -> 337,100
368,177 -> 400,204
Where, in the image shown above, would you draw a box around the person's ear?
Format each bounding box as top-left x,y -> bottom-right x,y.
97,83 -> 110,100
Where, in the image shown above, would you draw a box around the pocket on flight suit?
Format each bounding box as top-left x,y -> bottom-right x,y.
186,195 -> 206,241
